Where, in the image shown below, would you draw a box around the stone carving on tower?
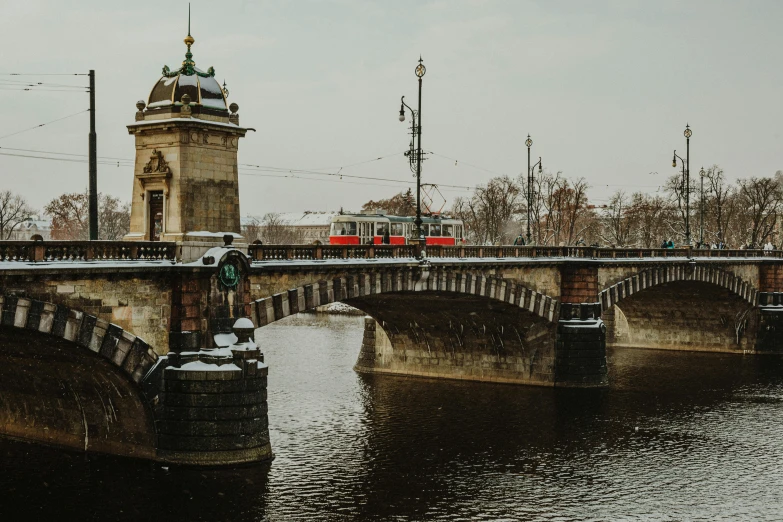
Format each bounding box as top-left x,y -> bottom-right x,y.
143,150 -> 171,174
124,13 -> 251,262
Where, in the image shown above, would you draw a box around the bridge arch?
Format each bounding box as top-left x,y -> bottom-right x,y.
0,295 -> 159,384
0,295 -> 159,458
248,269 -> 563,386
249,269 -> 560,328
599,265 -> 758,312
598,265 -> 760,352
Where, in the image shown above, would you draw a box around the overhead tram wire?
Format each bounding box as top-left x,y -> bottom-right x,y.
0,79 -> 88,87
0,144 -> 476,191
0,73 -> 89,76
0,109 -> 89,141
238,150 -> 405,175
0,146 -> 134,162
239,165 -> 473,191
0,81 -> 88,90
0,88 -> 90,93
0,151 -> 130,166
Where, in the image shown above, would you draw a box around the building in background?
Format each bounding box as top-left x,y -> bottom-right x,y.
243,211 -> 340,244
7,216 -> 52,241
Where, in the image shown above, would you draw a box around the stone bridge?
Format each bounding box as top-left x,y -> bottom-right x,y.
1,240 -> 783,466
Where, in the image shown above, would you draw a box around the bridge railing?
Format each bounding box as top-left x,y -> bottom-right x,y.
248,244 -> 417,261
0,241 -> 177,263
248,244 -> 783,261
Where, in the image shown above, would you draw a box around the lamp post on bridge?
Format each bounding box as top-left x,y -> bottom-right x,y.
524,135 -> 542,246
672,124 -> 692,246
398,57 -> 426,244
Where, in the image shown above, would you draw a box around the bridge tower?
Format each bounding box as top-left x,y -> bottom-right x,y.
125,24 -> 250,261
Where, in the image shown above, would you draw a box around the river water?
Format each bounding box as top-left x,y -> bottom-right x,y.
1,313 -> 783,521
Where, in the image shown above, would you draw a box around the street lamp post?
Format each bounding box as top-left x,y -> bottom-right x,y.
524,134 -> 542,245
672,150 -> 688,246
672,124 -> 693,246
398,57 -> 427,243
699,166 -> 706,247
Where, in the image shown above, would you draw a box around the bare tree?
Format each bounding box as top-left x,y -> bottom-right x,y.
45,193 -> 89,240
736,176 -> 781,247
99,195 -> 131,240
600,191 -> 634,246
257,213 -> 306,244
663,173 -> 690,244
558,177 -> 591,245
243,217 -> 263,243
0,190 -> 35,240
44,192 -> 130,240
451,176 -> 520,245
362,189 -> 416,216
703,165 -> 736,245
626,192 -> 670,248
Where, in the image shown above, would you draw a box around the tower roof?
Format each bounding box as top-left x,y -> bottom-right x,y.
147,70 -> 227,112
146,16 -> 228,113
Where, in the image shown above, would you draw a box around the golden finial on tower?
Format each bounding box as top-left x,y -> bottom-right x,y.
184,3 -> 195,48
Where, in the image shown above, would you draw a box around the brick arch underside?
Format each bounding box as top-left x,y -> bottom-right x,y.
0,326 -> 157,458
599,265 -> 758,312
0,295 -> 159,385
347,292 -> 559,385
601,270 -> 760,352
249,271 -> 559,329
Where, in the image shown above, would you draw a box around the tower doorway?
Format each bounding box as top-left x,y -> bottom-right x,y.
148,191 -> 164,241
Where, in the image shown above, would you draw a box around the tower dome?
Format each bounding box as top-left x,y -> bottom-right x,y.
145,27 -> 228,113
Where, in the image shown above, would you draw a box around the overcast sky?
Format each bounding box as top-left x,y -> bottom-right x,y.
1,0 -> 781,217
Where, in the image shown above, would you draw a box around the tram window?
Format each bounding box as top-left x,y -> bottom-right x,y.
422,224 -> 429,236
331,222 -> 357,236
442,224 -> 453,237
430,224 -> 441,236
390,223 -> 404,236
377,223 -> 389,236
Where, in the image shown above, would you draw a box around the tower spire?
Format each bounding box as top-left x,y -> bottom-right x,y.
182,3 -> 196,75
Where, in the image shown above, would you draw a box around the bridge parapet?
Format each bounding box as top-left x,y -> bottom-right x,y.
0,241 -> 781,266
0,240 -> 177,263
247,244 -> 783,262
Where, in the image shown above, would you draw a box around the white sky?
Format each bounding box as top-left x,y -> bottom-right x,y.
0,0 -> 781,216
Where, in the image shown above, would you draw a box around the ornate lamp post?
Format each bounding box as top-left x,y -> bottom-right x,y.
672,124 -> 692,246
398,57 -> 426,243
524,134 -> 542,245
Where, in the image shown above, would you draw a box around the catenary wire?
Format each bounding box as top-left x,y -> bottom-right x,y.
0,109 -> 89,141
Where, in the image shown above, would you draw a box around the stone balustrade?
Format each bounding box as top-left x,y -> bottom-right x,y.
248,244 -> 783,262
0,241 -> 177,262
1,241 -> 781,265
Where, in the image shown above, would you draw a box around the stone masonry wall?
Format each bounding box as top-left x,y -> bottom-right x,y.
609,281 -> 758,352
351,293 -> 558,386
495,265 -> 561,300
129,125 -> 243,239
0,271 -> 173,355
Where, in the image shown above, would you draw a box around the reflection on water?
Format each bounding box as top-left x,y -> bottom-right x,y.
1,313 -> 783,521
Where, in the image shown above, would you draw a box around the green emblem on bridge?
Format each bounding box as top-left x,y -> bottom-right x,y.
219,262 -> 240,289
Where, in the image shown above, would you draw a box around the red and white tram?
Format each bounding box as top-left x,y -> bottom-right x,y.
329,214 -> 464,246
